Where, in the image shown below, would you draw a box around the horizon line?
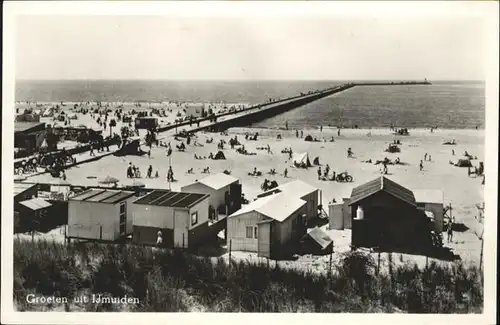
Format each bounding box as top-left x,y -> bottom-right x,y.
15,78 -> 484,82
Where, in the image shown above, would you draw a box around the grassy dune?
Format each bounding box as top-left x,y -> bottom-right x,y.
14,238 -> 483,313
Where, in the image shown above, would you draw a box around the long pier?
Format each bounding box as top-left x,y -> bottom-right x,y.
181,81 -> 431,134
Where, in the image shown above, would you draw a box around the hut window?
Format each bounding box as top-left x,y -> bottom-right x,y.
254,227 -> 258,239
246,226 -> 253,239
191,212 -> 198,226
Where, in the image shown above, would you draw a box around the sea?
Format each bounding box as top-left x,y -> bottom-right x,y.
15,80 -> 485,129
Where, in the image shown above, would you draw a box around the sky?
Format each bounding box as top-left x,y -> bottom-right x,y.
15,14 -> 487,81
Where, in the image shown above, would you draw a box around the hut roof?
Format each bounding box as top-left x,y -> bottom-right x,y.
14,122 -> 45,134
230,192 -> 306,222
413,189 -> 444,204
70,189 -> 135,204
19,198 -> 52,211
349,176 -> 416,207
196,173 -> 239,190
133,190 -> 209,208
302,227 -> 333,250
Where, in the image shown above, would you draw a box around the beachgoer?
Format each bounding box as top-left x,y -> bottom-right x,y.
424,153 -> 428,161
156,231 -> 163,247
148,150 -> 151,158
447,224 -> 453,243
284,168 -> 288,178
296,129 -> 299,138
267,144 -> 271,154
428,154 -> 432,161
62,171 -> 67,181
419,160 -> 423,171
347,147 -> 353,158
337,128 -> 340,137
300,130 -> 303,138
320,125 -> 323,132
147,165 -> 153,178
317,167 -> 322,180
155,171 -> 159,178
452,149 -> 455,156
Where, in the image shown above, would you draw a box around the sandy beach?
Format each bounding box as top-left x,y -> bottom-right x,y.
24,120 -> 485,271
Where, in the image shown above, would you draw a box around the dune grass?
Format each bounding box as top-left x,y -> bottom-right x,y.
13,238 -> 483,313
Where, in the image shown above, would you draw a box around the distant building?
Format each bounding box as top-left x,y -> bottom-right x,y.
68,189 -> 136,241
14,122 -> 47,153
131,190 -> 212,248
227,192 -> 307,259
328,196 -> 352,230
181,173 -> 242,220
134,117 -> 158,130
257,179 -> 320,224
349,176 -> 433,251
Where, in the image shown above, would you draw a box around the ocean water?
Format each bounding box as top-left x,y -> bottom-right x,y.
15,80 -> 484,129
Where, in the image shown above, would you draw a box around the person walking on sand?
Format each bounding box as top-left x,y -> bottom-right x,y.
447,223 -> 453,243
337,128 -> 340,137
284,168 -> 288,178
428,154 -> 432,161
296,129 -> 299,138
288,148 -> 293,160
419,160 -> 424,171
317,166 -> 322,180
452,149 -> 455,156
424,153 -> 428,161
320,125 -> 323,132
148,149 -> 151,158
147,165 -> 153,178
300,130 -> 303,138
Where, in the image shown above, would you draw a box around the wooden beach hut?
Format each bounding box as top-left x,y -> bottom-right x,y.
349,176 -> 433,252
227,192 -> 307,259
181,173 -> 242,220
257,179 -> 319,224
67,189 -> 136,242
131,190 -> 211,248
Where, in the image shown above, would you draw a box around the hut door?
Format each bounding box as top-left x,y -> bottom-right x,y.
229,183 -> 242,214
257,222 -> 271,258
173,210 -> 189,248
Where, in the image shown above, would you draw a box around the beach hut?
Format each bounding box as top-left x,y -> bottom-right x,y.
256,179 -> 319,224
328,189 -> 353,230
300,227 -> 333,255
17,197 -> 53,232
131,190 -> 211,248
348,176 -> 433,251
14,183 -> 39,208
67,189 -> 136,241
181,173 -> 242,220
227,192 -> 307,259
413,189 -> 445,233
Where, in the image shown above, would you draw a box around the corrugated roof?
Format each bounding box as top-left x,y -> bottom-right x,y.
14,122 -> 45,133
196,173 -> 239,190
133,190 -> 208,208
349,176 -> 416,206
14,183 -> 37,196
229,192 -> 306,222
413,189 -> 444,204
302,227 -> 333,250
19,198 -> 52,211
258,179 -> 318,199
70,189 -> 134,204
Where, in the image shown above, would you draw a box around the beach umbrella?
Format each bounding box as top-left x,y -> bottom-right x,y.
99,176 -> 120,185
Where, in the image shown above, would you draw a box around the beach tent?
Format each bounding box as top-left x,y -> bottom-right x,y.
456,159 -> 473,167
214,151 -> 226,160
300,227 -> 333,255
292,152 -> 312,167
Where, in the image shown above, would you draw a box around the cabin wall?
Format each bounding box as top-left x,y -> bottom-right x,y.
68,201 -> 117,241
123,196 -> 137,234
188,198 -> 210,230
182,183 -> 235,215
227,211 -> 268,252
343,198 -> 352,229
301,190 -> 318,221
132,204 -> 174,229
329,203 -> 344,230
418,202 -> 444,233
